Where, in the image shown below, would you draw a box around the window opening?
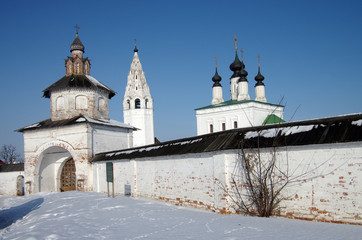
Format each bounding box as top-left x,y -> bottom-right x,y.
135,99 -> 141,109
210,124 -> 213,133
222,123 -> 226,131
234,121 -> 238,129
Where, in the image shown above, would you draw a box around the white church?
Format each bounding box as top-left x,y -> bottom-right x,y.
8,30 -> 362,225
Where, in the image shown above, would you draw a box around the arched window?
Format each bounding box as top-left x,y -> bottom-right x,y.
98,97 -> 105,111
135,99 -> 141,109
56,96 -> 65,110
75,95 -> 87,110
209,124 -> 213,133
127,99 -> 130,109
145,99 -> 148,109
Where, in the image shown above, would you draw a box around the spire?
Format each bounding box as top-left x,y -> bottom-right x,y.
212,56 -> 222,87
255,54 -> 265,86
70,25 -> 85,53
134,38 -> 138,53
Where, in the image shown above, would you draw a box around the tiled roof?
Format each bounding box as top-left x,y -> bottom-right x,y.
91,113 -> 362,162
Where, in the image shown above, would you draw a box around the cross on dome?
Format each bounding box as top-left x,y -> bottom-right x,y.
234,35 -> 238,51
74,24 -> 80,35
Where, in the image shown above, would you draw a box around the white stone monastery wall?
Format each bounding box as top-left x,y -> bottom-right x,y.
93,141 -> 361,224
0,171 -> 24,196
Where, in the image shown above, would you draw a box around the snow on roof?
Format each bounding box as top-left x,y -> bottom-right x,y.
76,116 -> 134,129
92,113 -> 362,162
352,119 -> 362,126
42,75 -> 116,99
16,116 -> 135,132
245,125 -> 315,139
85,75 -> 113,92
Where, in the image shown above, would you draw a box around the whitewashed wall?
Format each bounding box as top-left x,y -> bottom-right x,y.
93,141 -> 362,224
0,171 -> 24,196
93,152 -> 230,213
196,101 -> 284,135
23,123 -> 132,193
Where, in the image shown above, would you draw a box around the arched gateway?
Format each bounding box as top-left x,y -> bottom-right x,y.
36,146 -> 75,192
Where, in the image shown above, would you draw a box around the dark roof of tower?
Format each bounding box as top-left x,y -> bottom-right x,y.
134,45 -> 138,53
70,33 -> 85,52
42,74 -> 116,99
212,68 -> 222,87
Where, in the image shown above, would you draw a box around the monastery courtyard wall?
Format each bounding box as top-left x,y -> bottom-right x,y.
93,142 -> 362,225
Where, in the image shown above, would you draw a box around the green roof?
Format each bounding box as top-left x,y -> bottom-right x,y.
262,114 -> 286,125
195,100 -> 283,111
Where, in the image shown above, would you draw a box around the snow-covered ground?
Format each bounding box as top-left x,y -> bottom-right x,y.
0,192 -> 360,240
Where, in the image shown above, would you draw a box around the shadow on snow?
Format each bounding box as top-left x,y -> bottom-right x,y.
0,198 -> 44,229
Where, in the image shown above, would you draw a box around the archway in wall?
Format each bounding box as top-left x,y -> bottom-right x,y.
37,146 -> 74,192
60,158 -> 76,192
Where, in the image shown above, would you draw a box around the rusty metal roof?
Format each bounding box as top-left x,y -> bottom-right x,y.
91,113 -> 362,162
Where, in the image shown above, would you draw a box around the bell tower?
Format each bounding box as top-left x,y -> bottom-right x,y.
123,40 -> 155,147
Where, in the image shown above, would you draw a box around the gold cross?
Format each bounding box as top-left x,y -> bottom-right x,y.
240,48 -> 244,61
134,38 -> 137,47
74,24 -> 80,34
234,35 -> 238,51
214,55 -> 218,68
258,54 -> 261,67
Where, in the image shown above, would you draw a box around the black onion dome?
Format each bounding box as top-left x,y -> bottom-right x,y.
238,60 -> 248,82
229,52 -> 242,71
212,68 -> 222,87
70,34 -> 85,52
255,66 -> 265,86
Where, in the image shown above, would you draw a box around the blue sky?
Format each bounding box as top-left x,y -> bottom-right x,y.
1,0 -> 361,157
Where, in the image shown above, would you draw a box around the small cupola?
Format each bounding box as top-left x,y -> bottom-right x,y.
238,49 -> 248,83
255,55 -> 265,86
254,55 -> 267,102
237,48 -> 250,101
70,25 -> 85,59
211,56 -> 224,105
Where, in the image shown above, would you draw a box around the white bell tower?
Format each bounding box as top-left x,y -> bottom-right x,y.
123,41 -> 155,147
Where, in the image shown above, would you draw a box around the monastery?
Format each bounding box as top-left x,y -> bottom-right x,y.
0,30 -> 361,224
